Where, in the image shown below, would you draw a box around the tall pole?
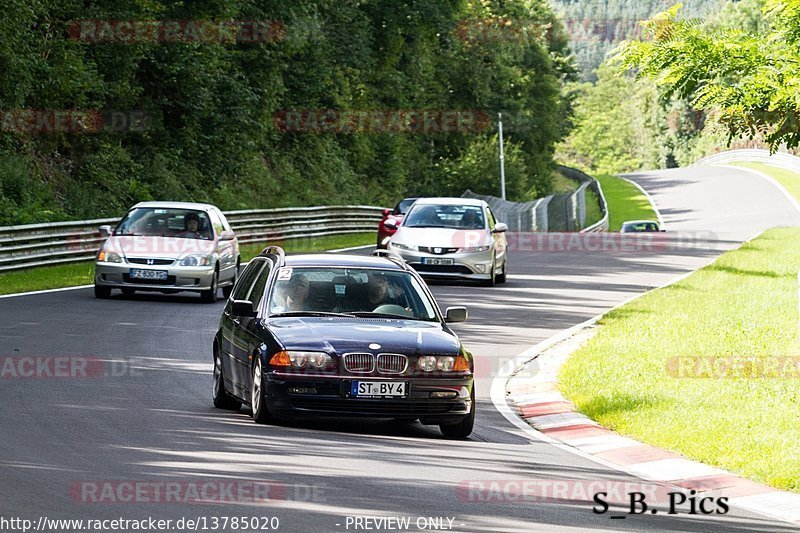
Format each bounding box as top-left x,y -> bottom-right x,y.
498,112 -> 506,200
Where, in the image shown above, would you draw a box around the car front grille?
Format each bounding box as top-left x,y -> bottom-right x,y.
419,247 -> 459,255
413,264 -> 473,275
376,353 -> 408,374
290,398 -> 454,415
343,353 -> 374,373
127,258 -> 175,266
122,274 -> 177,285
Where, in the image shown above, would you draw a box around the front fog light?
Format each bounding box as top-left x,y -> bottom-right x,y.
430,391 -> 458,399
474,264 -> 485,273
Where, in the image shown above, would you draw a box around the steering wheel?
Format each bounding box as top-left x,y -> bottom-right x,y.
372,304 -> 414,317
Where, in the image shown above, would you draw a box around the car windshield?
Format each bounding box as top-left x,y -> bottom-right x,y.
268,267 -> 438,321
403,204 -> 485,229
393,198 -> 417,215
114,208 -> 214,239
623,222 -> 659,232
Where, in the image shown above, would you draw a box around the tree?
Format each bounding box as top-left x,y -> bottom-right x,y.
614,1 -> 800,151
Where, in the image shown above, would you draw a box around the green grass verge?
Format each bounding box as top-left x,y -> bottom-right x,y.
0,232 -> 375,296
593,174 -> 658,231
559,227 -> 800,491
730,162 -> 800,203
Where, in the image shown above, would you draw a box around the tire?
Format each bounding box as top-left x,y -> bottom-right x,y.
121,288 -> 136,297
250,358 -> 273,424
212,349 -> 241,411
482,259 -> 496,287
94,285 -> 111,299
201,270 -> 219,303
439,389 -> 475,439
497,258 -> 507,284
221,261 -> 239,299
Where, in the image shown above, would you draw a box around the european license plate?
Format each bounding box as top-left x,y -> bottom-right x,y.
129,269 -> 168,280
351,381 -> 407,398
422,257 -> 454,266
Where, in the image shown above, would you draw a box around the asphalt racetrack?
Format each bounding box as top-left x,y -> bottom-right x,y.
1,165 -> 799,532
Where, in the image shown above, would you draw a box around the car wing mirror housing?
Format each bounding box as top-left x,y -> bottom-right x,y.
383,218 -> 398,230
492,222 -> 508,234
231,300 -> 257,317
445,306 -> 468,323
99,225 -> 113,238
219,230 -> 236,241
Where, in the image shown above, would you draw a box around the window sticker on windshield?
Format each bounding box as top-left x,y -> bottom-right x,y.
335,284 -> 346,295
154,209 -> 167,214
277,267 -> 292,280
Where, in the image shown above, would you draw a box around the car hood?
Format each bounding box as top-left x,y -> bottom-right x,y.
103,235 -> 216,259
392,227 -> 490,248
267,317 -> 461,355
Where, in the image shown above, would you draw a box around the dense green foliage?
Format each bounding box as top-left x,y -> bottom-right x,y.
555,0 -> 783,175
615,1 -> 800,151
549,0 -> 718,80
0,0 -> 574,225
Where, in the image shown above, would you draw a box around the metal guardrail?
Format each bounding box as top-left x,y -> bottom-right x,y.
692,149 -> 800,172
0,205 -> 385,273
462,166 -> 609,234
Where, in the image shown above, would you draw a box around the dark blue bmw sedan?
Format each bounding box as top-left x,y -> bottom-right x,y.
212,247 -> 475,438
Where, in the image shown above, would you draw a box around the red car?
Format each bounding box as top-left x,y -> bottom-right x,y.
376,197 -> 418,249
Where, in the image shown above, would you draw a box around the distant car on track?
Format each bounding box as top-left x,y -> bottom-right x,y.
387,197 -> 508,286
212,247 -> 475,438
620,220 -> 663,233
94,201 -> 240,302
376,197 -> 418,249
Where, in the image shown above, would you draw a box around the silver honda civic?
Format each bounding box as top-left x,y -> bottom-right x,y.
93,201 -> 240,302
387,197 -> 508,286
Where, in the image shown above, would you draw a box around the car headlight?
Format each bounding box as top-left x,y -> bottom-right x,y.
179,254 -> 211,267
417,355 -> 470,372
392,242 -> 417,251
97,250 -> 123,263
459,245 -> 491,253
269,351 -> 332,369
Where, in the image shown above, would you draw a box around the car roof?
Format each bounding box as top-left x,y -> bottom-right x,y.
131,201 -> 219,211
412,197 -> 485,207
621,220 -> 659,225
281,253 -> 407,271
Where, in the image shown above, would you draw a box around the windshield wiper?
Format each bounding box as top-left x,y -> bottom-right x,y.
349,312 -> 420,320
270,311 -> 357,318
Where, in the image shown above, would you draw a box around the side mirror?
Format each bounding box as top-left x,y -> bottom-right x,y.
445,306 -> 468,323
219,230 -> 236,241
383,218 -> 398,230
99,225 -> 113,238
231,300 -> 256,317
492,222 -> 508,234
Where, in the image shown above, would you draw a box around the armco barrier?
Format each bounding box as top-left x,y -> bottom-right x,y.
462,165 -> 609,234
0,205 -> 384,273
692,149 -> 800,173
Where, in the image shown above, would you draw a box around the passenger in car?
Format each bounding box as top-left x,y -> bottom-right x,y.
274,274 -> 309,312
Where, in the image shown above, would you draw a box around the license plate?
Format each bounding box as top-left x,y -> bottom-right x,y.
129,269 -> 168,280
422,257 -> 454,266
351,381 -> 407,398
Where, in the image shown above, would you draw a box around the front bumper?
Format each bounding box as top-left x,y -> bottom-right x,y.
263,372 -> 473,424
388,246 -> 494,280
94,261 -> 216,292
